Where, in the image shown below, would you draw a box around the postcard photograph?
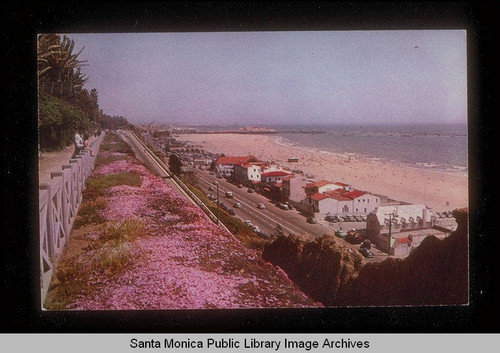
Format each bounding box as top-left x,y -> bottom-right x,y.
37,30 -> 469,312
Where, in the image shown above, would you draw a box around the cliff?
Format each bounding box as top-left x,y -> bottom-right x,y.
262,208 -> 468,307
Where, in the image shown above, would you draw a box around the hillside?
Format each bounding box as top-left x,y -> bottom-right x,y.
263,208 -> 468,307
43,132 -> 320,310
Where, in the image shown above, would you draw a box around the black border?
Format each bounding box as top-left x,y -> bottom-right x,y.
1,2 -> 498,333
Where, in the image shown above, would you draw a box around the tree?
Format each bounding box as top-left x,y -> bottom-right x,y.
169,154 -> 183,176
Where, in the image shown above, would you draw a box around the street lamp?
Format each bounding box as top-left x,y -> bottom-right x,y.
215,181 -> 219,225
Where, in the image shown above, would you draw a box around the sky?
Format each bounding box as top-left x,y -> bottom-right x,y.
67,30 -> 467,126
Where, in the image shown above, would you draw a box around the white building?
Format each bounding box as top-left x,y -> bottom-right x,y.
366,204 -> 438,253
233,162 -> 264,184
308,187 -> 380,217
215,156 -> 256,178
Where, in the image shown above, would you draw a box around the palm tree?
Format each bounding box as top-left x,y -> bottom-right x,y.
38,34 -> 88,96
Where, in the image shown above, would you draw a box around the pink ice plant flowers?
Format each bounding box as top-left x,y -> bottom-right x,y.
71,146 -> 320,310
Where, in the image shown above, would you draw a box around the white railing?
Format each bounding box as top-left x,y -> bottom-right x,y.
39,133 -> 105,307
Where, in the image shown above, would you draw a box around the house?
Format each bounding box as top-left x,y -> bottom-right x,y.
366,204 -> 438,253
233,162 -> 265,184
260,170 -> 292,184
391,228 -> 452,257
307,186 -> 380,218
304,180 -> 344,197
215,156 -> 256,178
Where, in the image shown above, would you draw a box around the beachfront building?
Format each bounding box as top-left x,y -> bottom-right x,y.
308,188 -> 379,215
215,156 -> 256,178
366,204 -> 439,254
233,162 -> 265,185
304,180 -> 347,197
260,170 -> 292,184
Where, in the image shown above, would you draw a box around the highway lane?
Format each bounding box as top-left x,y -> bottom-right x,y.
192,167 -> 331,239
121,130 -> 387,263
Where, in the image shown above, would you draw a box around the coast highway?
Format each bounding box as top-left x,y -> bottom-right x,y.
119,129 -> 386,262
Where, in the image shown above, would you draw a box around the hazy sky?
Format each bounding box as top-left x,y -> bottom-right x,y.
68,30 -> 467,126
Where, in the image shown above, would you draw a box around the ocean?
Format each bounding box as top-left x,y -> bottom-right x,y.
270,123 -> 468,176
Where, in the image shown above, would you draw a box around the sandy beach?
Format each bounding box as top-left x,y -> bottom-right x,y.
177,133 -> 468,213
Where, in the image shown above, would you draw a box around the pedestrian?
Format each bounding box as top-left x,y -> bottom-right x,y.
73,131 -> 84,157
83,133 -> 95,157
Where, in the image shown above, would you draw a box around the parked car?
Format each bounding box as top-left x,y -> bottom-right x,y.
227,208 -> 235,216
335,230 -> 347,238
359,247 -> 374,258
325,215 -> 336,222
346,230 -> 363,244
208,186 -> 215,192
244,220 -> 253,226
360,239 -> 372,250
247,188 -> 254,193
238,184 -> 243,188
225,191 -> 233,198
257,203 -> 266,209
286,202 -> 294,210
307,217 -> 317,224
233,202 -> 241,209
279,203 -> 289,210
251,225 -> 260,233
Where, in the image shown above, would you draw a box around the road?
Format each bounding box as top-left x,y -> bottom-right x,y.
121,130 -> 387,263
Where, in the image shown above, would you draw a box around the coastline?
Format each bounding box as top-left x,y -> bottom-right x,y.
176,133 -> 468,213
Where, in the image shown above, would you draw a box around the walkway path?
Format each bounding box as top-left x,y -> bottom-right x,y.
38,135 -> 99,184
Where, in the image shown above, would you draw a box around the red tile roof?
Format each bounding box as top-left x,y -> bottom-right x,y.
310,193 -> 329,201
261,171 -> 291,177
323,192 -> 351,201
305,180 -> 332,188
216,156 -> 255,165
395,237 -> 411,244
334,181 -> 350,187
343,190 -> 366,199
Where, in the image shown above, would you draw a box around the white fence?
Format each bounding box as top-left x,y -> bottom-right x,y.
39,134 -> 104,307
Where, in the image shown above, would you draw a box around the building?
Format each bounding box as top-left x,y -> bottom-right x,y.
366,204 -> 438,254
233,162 -> 265,184
304,180 -> 346,197
260,170 -> 292,184
215,156 -> 256,178
307,186 -> 380,218
391,228 -> 451,257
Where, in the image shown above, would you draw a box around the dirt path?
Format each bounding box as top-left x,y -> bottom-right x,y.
38,135 -> 98,184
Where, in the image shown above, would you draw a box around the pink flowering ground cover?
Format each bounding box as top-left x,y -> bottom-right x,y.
45,134 -> 320,310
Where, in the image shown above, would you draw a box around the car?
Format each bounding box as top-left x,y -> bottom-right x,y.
345,231 -> 363,244
279,203 -> 289,210
225,191 -> 233,198
247,188 -> 254,193
238,184 -> 243,188
251,225 -> 260,233
257,203 -> 266,209
244,220 -> 253,226
208,186 -> 215,192
227,208 -> 235,216
325,215 -> 336,222
360,239 -> 372,250
286,203 -> 294,210
335,230 -> 347,238
307,217 -> 317,224
359,247 -> 374,258
233,202 -> 241,209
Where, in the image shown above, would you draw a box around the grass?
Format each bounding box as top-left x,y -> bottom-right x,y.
84,172 -> 142,198
44,218 -> 146,310
99,218 -> 146,245
73,198 -> 108,229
